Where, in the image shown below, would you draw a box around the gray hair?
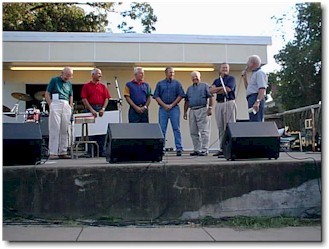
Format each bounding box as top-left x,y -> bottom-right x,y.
91,68 -> 101,75
191,71 -> 201,79
248,55 -> 262,67
134,67 -> 144,75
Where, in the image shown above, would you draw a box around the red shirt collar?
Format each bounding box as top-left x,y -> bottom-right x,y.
132,79 -> 144,85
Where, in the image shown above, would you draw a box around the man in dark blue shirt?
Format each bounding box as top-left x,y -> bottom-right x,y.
210,63 -> 237,157
153,67 -> 185,156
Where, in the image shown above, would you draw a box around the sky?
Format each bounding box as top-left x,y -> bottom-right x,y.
107,0 -> 300,73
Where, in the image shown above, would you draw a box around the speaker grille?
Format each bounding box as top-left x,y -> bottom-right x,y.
106,123 -> 164,163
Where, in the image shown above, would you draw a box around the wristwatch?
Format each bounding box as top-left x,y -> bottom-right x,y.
101,107 -> 105,111
144,106 -> 148,109
256,99 -> 261,103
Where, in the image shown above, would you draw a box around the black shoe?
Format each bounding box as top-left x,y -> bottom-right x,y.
199,151 -> 208,156
189,151 -> 199,156
176,150 -> 182,156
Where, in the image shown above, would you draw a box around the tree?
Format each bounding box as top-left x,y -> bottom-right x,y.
271,3 -> 321,110
2,2 -> 157,33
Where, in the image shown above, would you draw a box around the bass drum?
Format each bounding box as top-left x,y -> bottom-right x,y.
25,108 -> 40,123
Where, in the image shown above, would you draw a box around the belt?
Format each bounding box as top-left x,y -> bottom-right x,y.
190,105 -> 206,110
217,99 -> 234,103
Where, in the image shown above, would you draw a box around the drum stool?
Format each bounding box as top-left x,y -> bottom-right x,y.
73,115 -> 99,158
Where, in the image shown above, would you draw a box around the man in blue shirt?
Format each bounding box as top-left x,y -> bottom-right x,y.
242,55 -> 268,122
184,71 -> 213,156
153,67 -> 185,156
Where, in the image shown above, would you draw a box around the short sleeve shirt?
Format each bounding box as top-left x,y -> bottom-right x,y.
185,82 -> 212,107
46,76 -> 73,101
212,75 -> 236,102
246,68 -> 268,96
124,80 -> 152,106
81,81 -> 111,106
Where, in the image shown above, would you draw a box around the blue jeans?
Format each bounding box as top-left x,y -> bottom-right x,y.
247,94 -> 265,122
158,105 -> 183,151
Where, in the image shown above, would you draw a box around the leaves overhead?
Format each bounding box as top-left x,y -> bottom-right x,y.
270,2 -> 321,110
2,2 -> 157,33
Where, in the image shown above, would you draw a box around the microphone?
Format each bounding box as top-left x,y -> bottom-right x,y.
241,66 -> 248,77
106,82 -> 111,85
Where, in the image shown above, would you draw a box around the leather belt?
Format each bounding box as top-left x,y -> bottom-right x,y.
190,105 -> 206,110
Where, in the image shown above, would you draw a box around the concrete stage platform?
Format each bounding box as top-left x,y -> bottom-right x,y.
3,151 -> 321,223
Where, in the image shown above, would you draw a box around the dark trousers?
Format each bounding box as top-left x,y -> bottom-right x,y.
128,107 -> 149,123
247,93 -> 265,122
84,105 -> 106,156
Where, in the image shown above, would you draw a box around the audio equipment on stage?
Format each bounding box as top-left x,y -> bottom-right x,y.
223,122 -> 280,160
106,123 -> 164,163
3,123 -> 42,166
39,115 -> 49,137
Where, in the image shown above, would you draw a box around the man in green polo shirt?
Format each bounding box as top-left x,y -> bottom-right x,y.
45,67 -> 74,159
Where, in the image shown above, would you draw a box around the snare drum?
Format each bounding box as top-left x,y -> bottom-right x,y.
25,108 -> 40,123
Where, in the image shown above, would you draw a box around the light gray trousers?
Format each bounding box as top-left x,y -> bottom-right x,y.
189,107 -> 211,152
215,100 -> 237,150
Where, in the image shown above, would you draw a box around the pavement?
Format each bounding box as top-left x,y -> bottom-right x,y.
1,224 -> 322,242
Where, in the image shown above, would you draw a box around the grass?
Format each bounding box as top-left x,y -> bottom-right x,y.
198,216 -> 321,229
3,212 -> 321,229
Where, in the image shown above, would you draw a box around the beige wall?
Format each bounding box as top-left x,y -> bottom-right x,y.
2,68 -> 249,151
2,32 -> 270,151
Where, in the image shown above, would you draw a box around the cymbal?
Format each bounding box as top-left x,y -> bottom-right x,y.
11,92 -> 33,101
3,105 -> 16,117
34,91 -> 46,101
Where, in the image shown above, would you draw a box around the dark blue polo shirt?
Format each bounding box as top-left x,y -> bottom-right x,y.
212,75 -> 236,102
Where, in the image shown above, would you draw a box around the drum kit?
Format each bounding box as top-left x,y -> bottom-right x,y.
3,91 -> 48,123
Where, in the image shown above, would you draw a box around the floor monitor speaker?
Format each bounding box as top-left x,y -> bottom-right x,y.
106,123 -> 164,163
3,123 -> 42,165
223,122 -> 280,160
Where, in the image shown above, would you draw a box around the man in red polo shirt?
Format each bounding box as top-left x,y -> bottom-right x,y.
81,68 -> 111,156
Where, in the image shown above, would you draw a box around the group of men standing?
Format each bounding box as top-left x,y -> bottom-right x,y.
45,54 -> 267,159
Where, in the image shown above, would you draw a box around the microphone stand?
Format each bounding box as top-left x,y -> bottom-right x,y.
70,103 -> 75,159
114,76 -> 123,123
219,76 -> 229,151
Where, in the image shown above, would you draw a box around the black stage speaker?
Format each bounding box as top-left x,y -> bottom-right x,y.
106,123 -> 164,163
223,122 -> 280,160
3,123 -> 42,166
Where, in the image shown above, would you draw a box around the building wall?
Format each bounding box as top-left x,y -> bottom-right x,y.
2,32 -> 270,151
2,68 -> 250,151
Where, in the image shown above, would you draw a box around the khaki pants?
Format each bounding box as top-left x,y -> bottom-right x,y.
48,100 -> 71,156
215,100 -> 237,150
189,107 -> 211,152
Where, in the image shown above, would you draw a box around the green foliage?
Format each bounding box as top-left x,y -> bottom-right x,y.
118,2 -> 157,33
2,2 -> 157,33
272,3 -> 321,110
199,216 -> 320,229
